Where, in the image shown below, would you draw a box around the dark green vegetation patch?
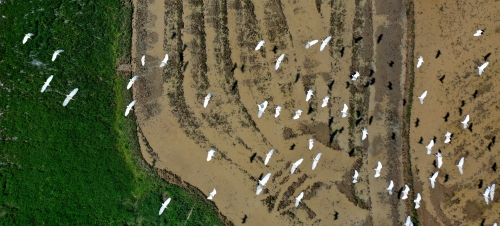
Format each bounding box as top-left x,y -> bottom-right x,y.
0,1 -> 223,225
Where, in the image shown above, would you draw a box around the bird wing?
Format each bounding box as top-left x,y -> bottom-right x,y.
295,158 -> 304,166
63,96 -> 72,106
52,52 -> 59,61
159,205 -> 167,215
278,54 -> 285,61
275,60 -> 281,70
256,184 -> 263,195
141,55 -> 145,66
204,98 -> 210,108
127,100 -> 136,108
432,171 -> 439,179
262,173 -> 271,185
310,40 -> 319,46
163,54 -> 169,62
295,198 -> 300,207
125,108 -> 131,116
377,161 -> 383,170
312,160 -> 318,170
490,184 -> 495,201
45,75 -> 54,84
69,88 -> 79,97
291,164 -> 297,174
22,34 -> 30,44
257,110 -> 264,118
264,155 -> 271,165
131,75 -> 139,82
388,180 -> 394,189
319,42 -> 328,51
354,170 -> 358,178
127,80 -> 134,89
315,153 -> 322,160
297,192 -> 304,200
437,157 -> 443,168
430,179 -> 435,188
342,104 -> 348,112
458,166 -> 463,175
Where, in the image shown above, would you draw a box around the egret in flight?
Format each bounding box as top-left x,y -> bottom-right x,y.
474,30 -> 484,36
436,151 -> 443,168
127,75 -> 139,90
319,36 -> 331,51
293,109 -> 302,120
405,216 -> 414,226
321,96 -> 329,108
305,40 -> 319,49
490,184 -> 495,201
160,54 -> 169,67
429,171 -> 439,189
40,75 -> 53,93
444,131 -> 452,143
341,103 -> 348,118
141,55 -> 145,66
461,114 -> 470,129
374,161 -> 382,178
22,33 -> 33,44
484,186 -> 491,204
353,170 -> 359,183
62,88 -> 78,107
264,149 -> 274,166
306,89 -> 314,102
207,188 -> 216,200
351,71 -> 360,81
259,173 -> 271,187
159,197 -> 171,216
275,54 -> 285,70
312,153 -> 322,170
417,56 -> 424,68
207,148 -> 216,161
387,180 -> 394,195
478,62 -> 489,76
295,191 -> 304,207
275,106 -> 282,118
418,90 -> 427,104
204,93 -> 212,108
426,139 -> 434,155
308,138 -> 314,150
456,157 -> 464,175
401,184 -> 410,200
125,100 -> 136,116
362,127 -> 368,141
52,50 -> 64,61
291,158 -> 304,174
414,193 -> 421,209
257,100 -> 268,118
255,40 -> 265,51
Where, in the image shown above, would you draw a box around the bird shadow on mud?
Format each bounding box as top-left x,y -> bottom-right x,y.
231,63 -> 238,72
290,144 -> 296,150
250,153 -> 257,163
397,187 -> 404,200
242,214 -> 248,224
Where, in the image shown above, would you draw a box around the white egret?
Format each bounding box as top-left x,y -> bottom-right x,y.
478,62 -> 489,76
255,40 -> 265,51
351,71 -> 360,81
456,157 -> 464,175
159,197 -> 171,216
401,184 -> 410,200
291,158 -> 304,174
204,93 -> 212,108
387,180 -> 394,195
125,100 -> 137,116
259,172 -> 271,187
444,131 -> 452,143
52,50 -> 64,61
374,161 -> 382,178
312,153 -> 322,170
341,103 -> 348,118
491,184 -> 495,201
275,106 -> 282,118
414,193 -> 421,209
352,170 -> 359,183
264,149 -> 274,166
308,138 -> 314,150
429,171 -> 439,189
207,148 -> 216,161
62,88 -> 78,107
426,139 -> 434,155
40,75 -> 53,93
141,55 -> 145,66
293,109 -> 302,120
295,191 -> 304,207
127,75 -> 139,90
321,95 -> 329,108
484,186 -> 491,204
474,30 -> 484,36
319,36 -> 331,51
461,114 -> 470,129
494,223 -> 498,226
275,54 -> 285,70
22,33 -> 33,44
207,188 -> 216,200
305,89 -> 314,102
418,90 -> 427,104
362,127 -> 368,141
417,56 -> 424,68
305,40 -> 319,49
436,151 -> 443,168
405,216 -> 414,226
257,100 -> 268,118
160,54 -> 169,67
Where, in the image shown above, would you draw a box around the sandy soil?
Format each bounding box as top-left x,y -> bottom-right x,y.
129,0 -> 416,225
410,0 -> 500,225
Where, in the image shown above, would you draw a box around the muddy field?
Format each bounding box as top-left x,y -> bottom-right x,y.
128,0 -> 496,225
410,0 -> 500,225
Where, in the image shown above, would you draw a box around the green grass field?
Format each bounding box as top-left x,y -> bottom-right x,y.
0,1 -> 223,225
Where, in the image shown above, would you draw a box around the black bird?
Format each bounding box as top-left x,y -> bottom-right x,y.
435,50 -> 441,58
